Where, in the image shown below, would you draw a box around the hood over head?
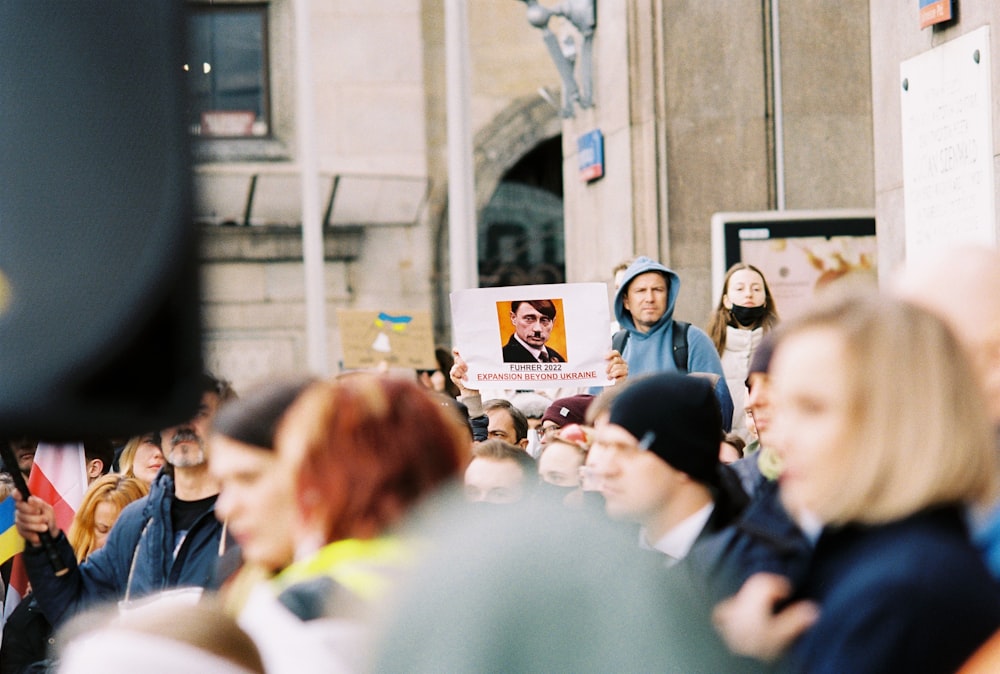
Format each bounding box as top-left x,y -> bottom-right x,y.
613,256 -> 681,335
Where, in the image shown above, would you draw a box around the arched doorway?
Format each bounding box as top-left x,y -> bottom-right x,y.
479,135 -> 564,287
432,95 -> 563,341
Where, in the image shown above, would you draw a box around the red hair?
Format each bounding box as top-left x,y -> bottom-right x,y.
277,374 -> 470,542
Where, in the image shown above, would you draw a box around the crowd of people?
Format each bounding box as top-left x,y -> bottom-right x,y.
3,248 -> 1000,672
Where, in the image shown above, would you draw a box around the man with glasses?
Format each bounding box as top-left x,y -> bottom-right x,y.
537,394 -> 594,452
502,299 -> 565,364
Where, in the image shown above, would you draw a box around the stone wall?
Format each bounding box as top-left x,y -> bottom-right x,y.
870,3 -> 1000,280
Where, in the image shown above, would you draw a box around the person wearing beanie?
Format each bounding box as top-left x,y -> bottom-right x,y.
538,394 -> 594,452
588,373 -> 745,566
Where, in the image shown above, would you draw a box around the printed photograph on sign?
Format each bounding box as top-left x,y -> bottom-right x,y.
451,283 -> 612,389
497,299 -> 568,364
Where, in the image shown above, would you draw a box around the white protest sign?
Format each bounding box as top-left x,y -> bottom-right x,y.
450,283 -> 612,389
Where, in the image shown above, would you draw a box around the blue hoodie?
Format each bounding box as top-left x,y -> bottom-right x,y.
613,256 -> 733,430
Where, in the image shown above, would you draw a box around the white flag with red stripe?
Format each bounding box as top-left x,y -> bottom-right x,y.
2,442 -> 87,624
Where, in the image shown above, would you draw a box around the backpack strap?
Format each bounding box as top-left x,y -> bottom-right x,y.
611,329 -> 629,354
672,321 -> 690,374
613,324 -> 688,373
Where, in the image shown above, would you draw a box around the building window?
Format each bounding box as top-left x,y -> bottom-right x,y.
185,3 -> 269,138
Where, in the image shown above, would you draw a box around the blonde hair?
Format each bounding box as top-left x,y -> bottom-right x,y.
776,289 -> 999,526
118,434 -> 152,482
67,474 -> 148,561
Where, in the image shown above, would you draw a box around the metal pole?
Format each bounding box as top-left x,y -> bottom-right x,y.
445,0 -> 478,292
771,0 -> 786,210
294,0 -> 329,375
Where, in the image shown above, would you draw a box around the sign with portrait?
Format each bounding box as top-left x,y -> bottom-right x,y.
450,283 -> 613,388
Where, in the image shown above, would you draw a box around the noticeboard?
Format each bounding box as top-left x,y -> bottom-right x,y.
711,210 -> 877,320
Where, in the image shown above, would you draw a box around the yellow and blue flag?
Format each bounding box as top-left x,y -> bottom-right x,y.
0,494 -> 24,565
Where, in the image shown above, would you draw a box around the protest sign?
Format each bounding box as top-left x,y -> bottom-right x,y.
337,309 -> 437,370
451,283 -> 612,389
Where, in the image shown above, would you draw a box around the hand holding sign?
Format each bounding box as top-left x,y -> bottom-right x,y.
451,283 -> 616,389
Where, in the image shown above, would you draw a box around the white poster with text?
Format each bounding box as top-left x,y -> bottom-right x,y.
450,283 -> 613,389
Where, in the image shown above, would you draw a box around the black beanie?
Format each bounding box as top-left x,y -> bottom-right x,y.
212,376 -> 315,451
607,373 -> 722,488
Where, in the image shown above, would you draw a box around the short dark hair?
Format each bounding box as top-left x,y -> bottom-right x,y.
484,399 -> 529,443
510,299 -> 557,320
435,393 -> 474,441
199,372 -> 237,403
83,439 -> 115,476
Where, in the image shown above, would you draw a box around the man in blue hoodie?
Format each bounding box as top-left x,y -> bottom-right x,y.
613,256 -> 734,430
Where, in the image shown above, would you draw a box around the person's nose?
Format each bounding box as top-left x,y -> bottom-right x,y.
586,446 -> 613,479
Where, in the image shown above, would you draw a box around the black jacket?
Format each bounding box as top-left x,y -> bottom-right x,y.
501,336 -> 565,364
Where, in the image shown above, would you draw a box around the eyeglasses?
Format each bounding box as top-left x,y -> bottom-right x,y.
538,425 -> 561,438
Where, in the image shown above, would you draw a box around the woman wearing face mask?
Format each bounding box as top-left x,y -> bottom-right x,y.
707,263 -> 779,442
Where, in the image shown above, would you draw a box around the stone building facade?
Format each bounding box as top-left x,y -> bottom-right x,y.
869,3 -> 1000,277
195,1 -> 875,390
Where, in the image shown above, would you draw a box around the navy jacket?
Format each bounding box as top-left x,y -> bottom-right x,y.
25,471 -> 225,626
684,478 -> 812,607
782,507 -> 1000,673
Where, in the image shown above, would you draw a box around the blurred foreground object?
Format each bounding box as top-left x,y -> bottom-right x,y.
0,2 -> 201,438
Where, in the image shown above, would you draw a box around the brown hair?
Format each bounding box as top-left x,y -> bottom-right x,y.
471,439 -> 537,475
707,263 -> 780,355
277,374 -> 470,543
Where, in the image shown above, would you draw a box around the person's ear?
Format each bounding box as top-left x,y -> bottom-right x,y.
722,294 -> 733,309
519,438 -> 529,450
86,459 -> 104,481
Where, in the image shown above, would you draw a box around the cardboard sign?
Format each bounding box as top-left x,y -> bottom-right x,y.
451,283 -> 612,389
337,310 -> 437,370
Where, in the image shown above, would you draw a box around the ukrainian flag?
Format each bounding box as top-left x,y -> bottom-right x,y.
0,494 -> 24,565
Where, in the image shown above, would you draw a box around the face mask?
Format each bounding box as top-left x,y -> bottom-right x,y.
730,303 -> 767,326
535,481 -> 578,505
580,489 -> 606,512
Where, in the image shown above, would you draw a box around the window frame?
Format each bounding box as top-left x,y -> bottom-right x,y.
187,0 -> 292,162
